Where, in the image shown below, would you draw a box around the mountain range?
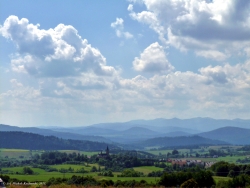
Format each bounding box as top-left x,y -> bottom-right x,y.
1,117 -> 250,148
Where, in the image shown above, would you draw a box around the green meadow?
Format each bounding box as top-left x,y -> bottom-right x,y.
0,147 -> 248,184
0,149 -> 31,159
213,176 -> 232,184
133,166 -> 163,175
1,165 -> 161,183
57,150 -> 98,156
95,176 -> 160,183
0,149 -> 98,159
217,155 -> 247,163
1,165 -> 231,184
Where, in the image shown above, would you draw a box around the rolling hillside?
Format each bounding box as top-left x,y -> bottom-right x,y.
136,135 -> 228,147
164,131 -> 192,137
198,126 -> 250,145
0,124 -> 112,143
119,127 -> 160,136
50,125 -> 194,143
127,118 -> 250,132
90,122 -> 198,133
82,117 -> 250,133
0,131 -> 118,151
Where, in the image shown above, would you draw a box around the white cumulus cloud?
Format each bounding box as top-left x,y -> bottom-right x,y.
196,50 -> 228,61
111,18 -> 133,39
133,42 -> 174,73
0,15 -> 117,77
129,0 -> 250,61
1,12 -> 250,126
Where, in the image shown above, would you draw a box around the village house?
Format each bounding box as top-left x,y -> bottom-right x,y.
186,159 -> 204,167
205,162 -> 215,168
171,159 -> 187,166
170,159 -> 206,167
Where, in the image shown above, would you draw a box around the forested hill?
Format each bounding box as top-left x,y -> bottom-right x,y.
0,124 -> 112,143
0,131 -> 118,151
198,126 -> 250,145
136,135 -> 228,147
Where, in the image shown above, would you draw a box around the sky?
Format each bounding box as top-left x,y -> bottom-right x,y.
1,0 -> 250,127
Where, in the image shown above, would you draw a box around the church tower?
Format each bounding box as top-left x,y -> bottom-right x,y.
106,146 -> 109,156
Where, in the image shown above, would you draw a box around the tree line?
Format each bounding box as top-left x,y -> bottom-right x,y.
210,161 -> 250,177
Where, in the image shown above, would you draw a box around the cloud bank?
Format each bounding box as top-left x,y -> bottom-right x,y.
1,11 -> 250,126
129,0 -> 250,61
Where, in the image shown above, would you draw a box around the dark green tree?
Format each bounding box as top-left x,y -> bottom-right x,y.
172,149 -> 179,155
180,178 -> 198,188
23,167 -> 34,175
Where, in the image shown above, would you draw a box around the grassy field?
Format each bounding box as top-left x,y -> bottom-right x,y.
146,145 -> 250,164
0,147 -> 247,184
1,166 -> 161,183
57,150 -> 98,156
163,155 -> 247,163
133,166 -> 163,175
0,149 -> 32,159
80,151 -> 99,156
147,149 -> 189,155
57,150 -> 80,154
96,176 -> 160,183
146,148 -> 211,156
2,172 -> 87,182
146,145 -> 244,156
1,164 -> 235,184
1,167 -> 232,185
0,149 -> 98,160
213,176 -> 232,184
208,145 -> 242,150
217,155 -> 247,163
1,165 -> 98,182
49,164 -> 105,172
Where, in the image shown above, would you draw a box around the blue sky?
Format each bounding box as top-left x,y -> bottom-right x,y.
1,0 -> 250,127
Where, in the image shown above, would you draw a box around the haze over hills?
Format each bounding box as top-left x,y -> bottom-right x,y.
164,131 -> 192,137
51,126 -> 119,136
136,135 -> 228,147
48,121 -> 199,143
1,117 -> 250,146
105,127 -> 164,144
119,127 -> 160,136
88,122 -> 198,134
51,126 -> 164,143
198,126 -> 250,145
46,117 -> 250,144
126,118 -> 250,132
68,117 -> 250,133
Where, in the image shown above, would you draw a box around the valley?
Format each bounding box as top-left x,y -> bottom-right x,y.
1,118 -> 250,187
